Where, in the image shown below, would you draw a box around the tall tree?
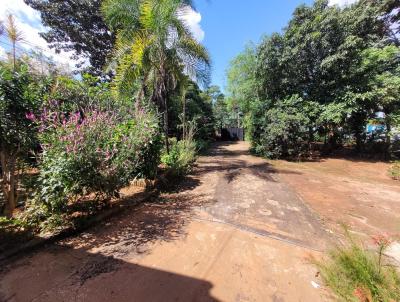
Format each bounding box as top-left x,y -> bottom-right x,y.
0,63 -> 46,217
359,45 -> 400,153
226,43 -> 257,113
102,0 -> 210,152
24,0 -> 115,76
226,43 -> 258,131
4,15 -> 24,70
249,0 -> 400,156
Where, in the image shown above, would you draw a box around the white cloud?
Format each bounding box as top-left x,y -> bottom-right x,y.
0,0 -> 40,23
329,0 -> 358,7
0,1 -> 205,72
0,0 -> 74,70
0,46 -> 6,59
178,6 -> 205,42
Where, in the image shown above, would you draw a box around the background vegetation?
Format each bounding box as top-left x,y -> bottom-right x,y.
225,0 -> 400,160
0,0 -> 216,233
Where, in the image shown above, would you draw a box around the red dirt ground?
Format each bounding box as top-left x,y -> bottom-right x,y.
1,142 -> 399,301
273,157 -> 400,239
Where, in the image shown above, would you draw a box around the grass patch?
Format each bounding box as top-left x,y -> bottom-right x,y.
316,230 -> 400,301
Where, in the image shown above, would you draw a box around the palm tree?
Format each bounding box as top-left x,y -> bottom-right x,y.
4,14 -> 24,70
102,0 -> 210,152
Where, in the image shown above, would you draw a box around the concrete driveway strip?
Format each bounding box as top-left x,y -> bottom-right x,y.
0,142 -> 332,302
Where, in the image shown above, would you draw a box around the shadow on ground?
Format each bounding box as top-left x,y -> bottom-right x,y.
0,243 -> 219,302
0,185 -> 218,301
194,142 -> 302,184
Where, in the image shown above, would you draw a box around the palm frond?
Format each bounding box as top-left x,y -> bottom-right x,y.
102,0 -> 210,98
177,36 -> 211,65
102,0 -> 141,31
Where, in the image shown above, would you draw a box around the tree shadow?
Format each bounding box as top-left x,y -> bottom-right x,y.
296,144 -> 394,163
59,190 -> 215,258
0,189 -> 219,301
0,244 -> 219,302
193,159 -> 302,184
157,173 -> 202,194
205,142 -> 250,157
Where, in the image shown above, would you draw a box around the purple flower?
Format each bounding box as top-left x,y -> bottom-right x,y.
25,112 -> 36,121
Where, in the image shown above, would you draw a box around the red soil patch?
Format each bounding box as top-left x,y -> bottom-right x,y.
273,158 -> 400,239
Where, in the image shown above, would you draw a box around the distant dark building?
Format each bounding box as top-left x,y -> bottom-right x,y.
221,128 -> 245,141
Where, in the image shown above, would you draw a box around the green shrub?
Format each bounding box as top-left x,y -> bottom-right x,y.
251,96 -> 316,159
33,108 -> 161,214
161,139 -> 197,176
0,63 -> 50,216
316,232 -> 400,301
45,74 -> 114,112
389,161 -> 400,180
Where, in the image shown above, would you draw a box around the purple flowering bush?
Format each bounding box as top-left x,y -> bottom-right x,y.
32,107 -> 161,213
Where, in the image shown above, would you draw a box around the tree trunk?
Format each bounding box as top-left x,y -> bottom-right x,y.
12,41 -> 16,71
136,74 -> 149,112
157,63 -> 170,154
386,121 -> 392,160
135,91 -> 143,112
0,150 -> 17,218
182,88 -> 187,140
355,131 -> 363,153
162,83 -> 170,154
308,127 -> 314,152
163,101 -> 170,154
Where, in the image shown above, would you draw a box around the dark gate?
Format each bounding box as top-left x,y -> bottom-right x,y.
221,127 -> 245,141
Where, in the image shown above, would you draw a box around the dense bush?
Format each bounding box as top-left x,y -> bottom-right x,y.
161,138 -> 197,177
251,96 -> 319,159
46,74 -> 114,112
226,1 -> 400,158
0,63 -> 50,216
33,107 -> 161,213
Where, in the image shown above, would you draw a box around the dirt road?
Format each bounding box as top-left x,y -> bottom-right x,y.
0,142 -> 332,302
273,157 -> 400,239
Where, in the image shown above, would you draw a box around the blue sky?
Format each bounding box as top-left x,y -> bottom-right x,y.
195,0 -> 314,91
0,0 -> 74,69
0,0 -> 355,84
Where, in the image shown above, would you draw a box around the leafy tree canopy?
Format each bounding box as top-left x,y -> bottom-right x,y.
24,0 -> 115,76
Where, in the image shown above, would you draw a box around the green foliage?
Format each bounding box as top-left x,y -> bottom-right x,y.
226,43 -> 258,117
161,139 -> 197,176
208,85 -> 243,132
389,161 -> 400,180
0,216 -> 27,230
316,232 -> 400,301
34,109 -> 161,214
46,74 -> 114,112
213,99 -> 236,129
24,0 -> 115,76
0,63 -> 50,216
102,0 -> 210,99
195,139 -> 210,154
161,118 -> 198,177
242,0 -> 400,158
184,82 -> 215,141
251,96 -> 319,159
102,0 -> 211,154
360,46 -> 400,118
0,63 -> 44,156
